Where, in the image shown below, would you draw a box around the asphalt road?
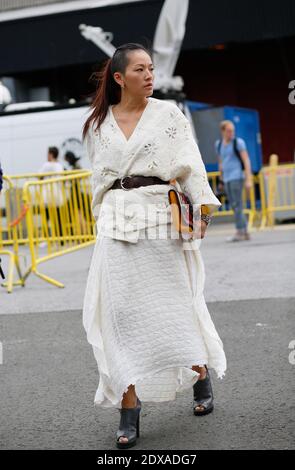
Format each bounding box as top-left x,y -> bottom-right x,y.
1,296 -> 294,450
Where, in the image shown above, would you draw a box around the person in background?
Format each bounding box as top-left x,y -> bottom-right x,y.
64,151 -> 88,235
38,146 -> 65,246
64,151 -> 82,170
39,146 -> 64,176
215,120 -> 253,242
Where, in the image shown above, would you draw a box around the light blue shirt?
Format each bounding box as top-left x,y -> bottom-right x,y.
214,137 -> 246,183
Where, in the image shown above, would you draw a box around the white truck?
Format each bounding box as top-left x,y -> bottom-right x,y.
0,103 -> 91,176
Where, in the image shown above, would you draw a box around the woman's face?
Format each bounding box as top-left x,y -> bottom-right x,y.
114,49 -> 154,98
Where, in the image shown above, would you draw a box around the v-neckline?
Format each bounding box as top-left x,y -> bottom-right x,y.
110,99 -> 151,143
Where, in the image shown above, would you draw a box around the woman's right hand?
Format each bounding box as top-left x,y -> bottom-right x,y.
200,220 -> 208,239
191,220 -> 208,240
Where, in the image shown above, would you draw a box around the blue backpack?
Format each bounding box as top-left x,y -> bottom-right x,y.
217,138 -> 245,171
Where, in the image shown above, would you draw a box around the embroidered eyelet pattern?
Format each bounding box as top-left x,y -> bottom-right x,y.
99,166 -> 119,178
201,172 -> 208,183
169,109 -> 177,119
165,126 -> 177,139
183,122 -> 191,141
169,157 -> 177,167
99,136 -> 111,150
147,160 -> 159,170
144,142 -> 158,157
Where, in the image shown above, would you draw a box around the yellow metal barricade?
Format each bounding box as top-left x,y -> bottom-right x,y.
6,169 -> 89,245
0,176 -> 26,293
4,159 -> 293,293
207,171 -> 257,230
21,171 -> 96,288
259,156 -> 295,228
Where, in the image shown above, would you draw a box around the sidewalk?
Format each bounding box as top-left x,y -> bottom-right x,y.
0,222 -> 294,314
1,221 -> 294,450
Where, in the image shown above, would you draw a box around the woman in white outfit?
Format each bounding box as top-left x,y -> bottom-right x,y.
82,43 -> 226,449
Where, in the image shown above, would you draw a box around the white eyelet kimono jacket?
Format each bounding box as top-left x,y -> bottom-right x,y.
82,97 -> 226,408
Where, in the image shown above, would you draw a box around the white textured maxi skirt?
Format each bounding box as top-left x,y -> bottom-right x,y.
82,215 -> 227,409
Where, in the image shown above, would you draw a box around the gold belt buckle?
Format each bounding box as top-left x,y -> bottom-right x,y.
120,176 -> 132,190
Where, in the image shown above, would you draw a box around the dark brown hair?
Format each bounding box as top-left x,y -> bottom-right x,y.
82,42 -> 153,140
48,146 -> 59,159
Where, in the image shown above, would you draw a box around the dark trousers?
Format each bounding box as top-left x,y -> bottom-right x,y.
224,178 -> 248,231
45,206 -> 64,244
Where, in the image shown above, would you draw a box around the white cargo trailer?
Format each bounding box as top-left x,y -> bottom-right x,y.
0,104 -> 91,175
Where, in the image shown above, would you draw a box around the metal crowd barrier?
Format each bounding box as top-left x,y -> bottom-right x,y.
207,171 -> 257,230
1,160 -> 294,293
258,155 -> 295,228
21,171 -> 96,288
0,176 -> 25,293
5,170 -> 89,244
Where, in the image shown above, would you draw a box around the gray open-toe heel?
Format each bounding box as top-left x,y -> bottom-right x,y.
193,365 -> 214,416
116,397 -> 141,449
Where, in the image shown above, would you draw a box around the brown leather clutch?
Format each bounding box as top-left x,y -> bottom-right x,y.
168,187 -> 194,236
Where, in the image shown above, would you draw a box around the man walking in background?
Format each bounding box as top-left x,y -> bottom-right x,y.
215,120 -> 253,242
38,146 -> 65,246
39,146 -> 64,175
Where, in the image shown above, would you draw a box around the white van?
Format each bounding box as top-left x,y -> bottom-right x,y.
0,102 -> 91,175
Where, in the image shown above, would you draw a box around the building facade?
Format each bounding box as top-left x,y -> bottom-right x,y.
1,0 -> 295,163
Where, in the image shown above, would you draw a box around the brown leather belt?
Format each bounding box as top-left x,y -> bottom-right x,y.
110,175 -> 171,191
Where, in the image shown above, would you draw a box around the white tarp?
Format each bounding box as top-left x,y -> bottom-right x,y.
0,0 -> 146,22
153,0 -> 189,91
